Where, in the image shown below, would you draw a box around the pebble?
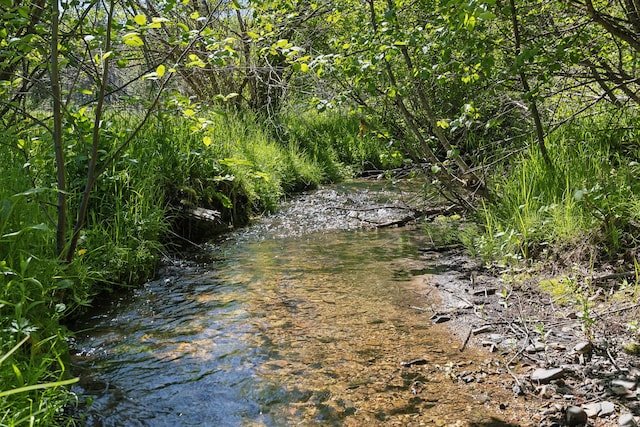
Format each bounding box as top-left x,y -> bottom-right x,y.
531,367 -> 565,384
611,378 -> 636,391
526,341 -> 545,353
620,413 -> 638,427
610,384 -> 634,396
599,401 -> 615,416
488,333 -> 503,342
566,406 -> 588,426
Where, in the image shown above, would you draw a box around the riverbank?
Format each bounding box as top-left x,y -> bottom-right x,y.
413,247 -> 640,426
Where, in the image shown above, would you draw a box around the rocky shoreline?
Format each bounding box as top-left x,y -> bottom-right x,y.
418,248 -> 640,426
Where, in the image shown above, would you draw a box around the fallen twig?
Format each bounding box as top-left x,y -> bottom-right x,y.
459,328 -> 472,352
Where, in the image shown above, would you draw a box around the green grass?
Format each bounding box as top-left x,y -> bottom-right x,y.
474,108 -> 640,266
278,109 -> 403,179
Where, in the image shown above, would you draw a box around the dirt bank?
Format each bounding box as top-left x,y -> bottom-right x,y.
413,248 -> 640,426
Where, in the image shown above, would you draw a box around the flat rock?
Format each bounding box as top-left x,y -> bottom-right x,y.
584,401 -> 616,417
431,315 -> 451,324
620,413 -> 638,427
531,367 -> 565,384
526,341 -> 545,353
611,379 -> 636,391
574,341 -> 593,354
600,401 -> 615,416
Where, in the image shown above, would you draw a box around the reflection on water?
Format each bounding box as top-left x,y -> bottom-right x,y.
72,183 -> 531,426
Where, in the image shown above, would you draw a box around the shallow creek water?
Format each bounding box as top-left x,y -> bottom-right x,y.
72,181 -> 530,426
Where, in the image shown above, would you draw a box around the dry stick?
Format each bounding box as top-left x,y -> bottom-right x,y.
594,302 -> 640,319
459,328 -> 473,352
606,348 -> 624,373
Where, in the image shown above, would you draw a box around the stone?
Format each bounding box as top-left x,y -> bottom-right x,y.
431,315 -> 451,324
610,383 -> 633,396
488,333 -> 503,342
566,406 -> 588,426
611,379 -> 636,391
620,413 -> 638,427
599,401 -> 615,416
574,341 -> 593,354
531,367 -> 565,384
584,401 -> 617,417
526,341 -> 545,353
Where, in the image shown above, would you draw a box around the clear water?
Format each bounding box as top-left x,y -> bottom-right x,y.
71,182 -> 528,426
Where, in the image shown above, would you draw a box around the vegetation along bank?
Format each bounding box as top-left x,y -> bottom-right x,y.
0,0 -> 638,424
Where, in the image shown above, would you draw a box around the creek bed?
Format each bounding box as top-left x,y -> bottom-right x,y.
71,181 -> 534,426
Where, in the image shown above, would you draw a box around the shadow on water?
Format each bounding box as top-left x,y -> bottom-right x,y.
71,181 -> 537,426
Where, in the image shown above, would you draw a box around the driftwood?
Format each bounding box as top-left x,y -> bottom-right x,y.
591,271 -> 638,284
376,205 -> 457,228
182,207 -> 222,223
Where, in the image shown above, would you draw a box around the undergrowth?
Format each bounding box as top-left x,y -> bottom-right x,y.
473,108 -> 640,268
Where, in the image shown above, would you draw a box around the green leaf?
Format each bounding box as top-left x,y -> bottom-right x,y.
134,14 -> 147,25
436,119 -> 449,129
478,11 -> 496,20
2,223 -> 50,238
122,32 -> 144,47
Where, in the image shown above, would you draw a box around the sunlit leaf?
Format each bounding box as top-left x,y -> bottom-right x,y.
203,136 -> 212,146
156,64 -> 166,77
122,32 -> 144,47
134,14 -> 147,25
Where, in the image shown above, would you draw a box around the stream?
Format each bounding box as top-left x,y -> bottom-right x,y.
71,181 -> 528,426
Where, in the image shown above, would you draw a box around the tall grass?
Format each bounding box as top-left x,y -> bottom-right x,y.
279,109 -> 400,179
0,135 -> 81,425
475,109 -> 640,266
